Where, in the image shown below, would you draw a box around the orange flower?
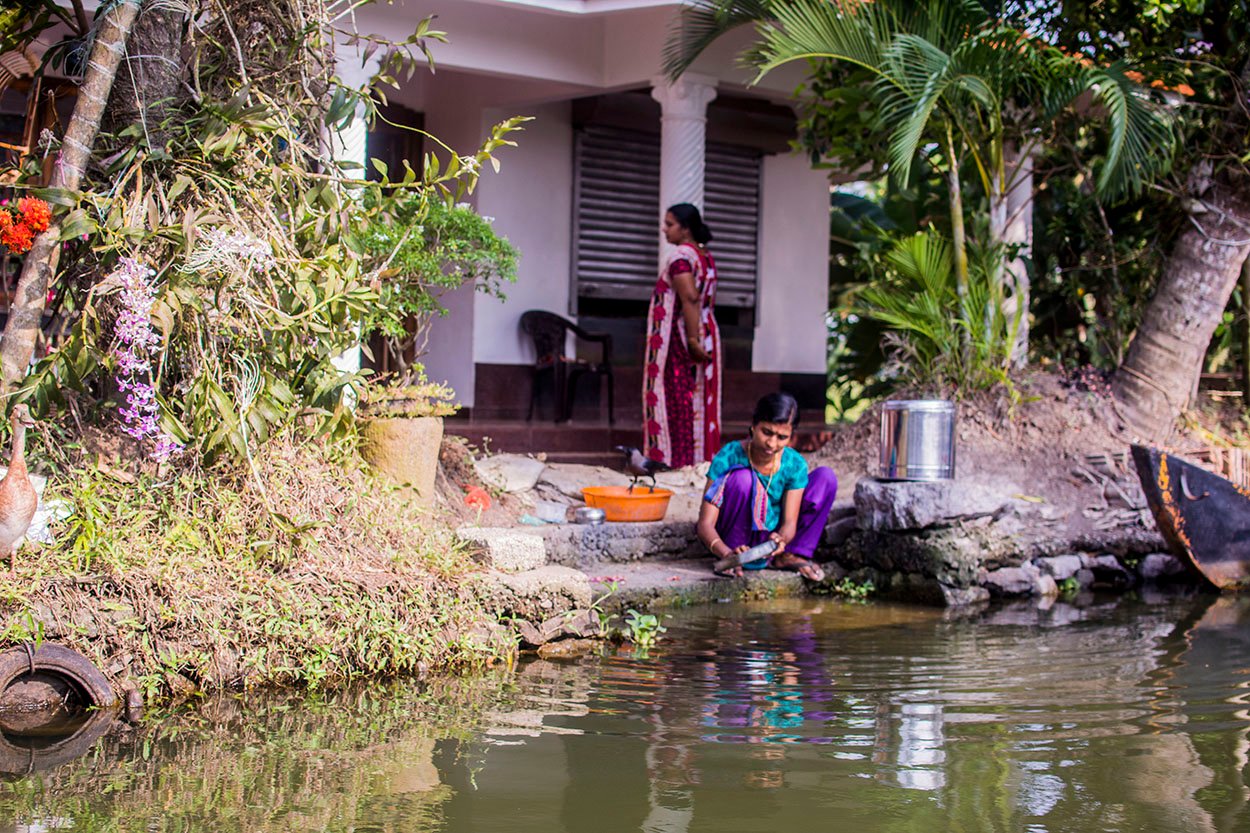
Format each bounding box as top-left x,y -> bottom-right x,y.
1175,83 -> 1196,97
465,485 -> 492,511
1,222 -> 34,255
16,197 -> 50,233
1125,70 -> 1145,83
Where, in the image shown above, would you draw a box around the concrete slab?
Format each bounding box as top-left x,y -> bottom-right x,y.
582,558 -> 808,613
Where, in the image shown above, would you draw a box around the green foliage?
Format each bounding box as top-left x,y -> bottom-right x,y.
6,5 -> 526,465
359,194 -> 518,384
0,429 -> 511,700
1030,171 -> 1180,370
831,577 -> 874,602
623,608 -> 667,650
359,371 -> 460,418
859,229 -> 1019,393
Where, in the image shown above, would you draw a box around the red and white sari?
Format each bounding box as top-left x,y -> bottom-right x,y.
642,243 -> 722,467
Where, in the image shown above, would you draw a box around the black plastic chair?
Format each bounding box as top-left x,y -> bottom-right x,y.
519,310 -> 614,424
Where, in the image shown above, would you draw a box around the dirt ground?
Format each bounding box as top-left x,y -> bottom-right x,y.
809,370 -> 1223,543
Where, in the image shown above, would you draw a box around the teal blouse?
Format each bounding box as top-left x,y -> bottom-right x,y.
706,441 -> 809,529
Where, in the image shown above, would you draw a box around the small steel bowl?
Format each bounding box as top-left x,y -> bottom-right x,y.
573,506 -> 606,525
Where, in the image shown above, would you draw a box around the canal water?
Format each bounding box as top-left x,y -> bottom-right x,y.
2,592 -> 1249,832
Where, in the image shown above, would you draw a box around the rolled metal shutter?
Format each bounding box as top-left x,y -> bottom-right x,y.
704,142 -> 761,308
572,126 -> 760,308
572,126 -> 661,303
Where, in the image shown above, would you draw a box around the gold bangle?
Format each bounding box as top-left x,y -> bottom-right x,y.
708,538 -> 724,556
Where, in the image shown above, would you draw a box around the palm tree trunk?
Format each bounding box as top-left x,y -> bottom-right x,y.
1242,257 -> 1250,409
1112,178 -> 1250,441
945,126 -> 969,303
0,0 -> 141,392
990,143 -> 1035,367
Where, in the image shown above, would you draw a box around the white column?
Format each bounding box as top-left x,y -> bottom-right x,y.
328,46 -> 383,377
651,73 -> 717,240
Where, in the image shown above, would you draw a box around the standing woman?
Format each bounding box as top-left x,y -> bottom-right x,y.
642,203 -> 722,467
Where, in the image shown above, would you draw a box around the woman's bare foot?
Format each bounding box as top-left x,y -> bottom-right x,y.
771,552 -> 826,582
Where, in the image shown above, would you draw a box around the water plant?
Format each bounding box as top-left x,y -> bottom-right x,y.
831,577 -> 875,602
1057,577 -> 1081,597
624,609 -> 667,650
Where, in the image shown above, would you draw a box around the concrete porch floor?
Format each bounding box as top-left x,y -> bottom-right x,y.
444,417 -> 837,465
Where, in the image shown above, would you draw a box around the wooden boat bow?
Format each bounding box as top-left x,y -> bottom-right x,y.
1131,444 -> 1250,591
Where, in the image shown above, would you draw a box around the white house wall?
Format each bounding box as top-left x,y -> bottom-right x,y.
473,102 -> 575,367
364,0 -> 833,400
415,90 -> 496,406
754,152 -> 830,375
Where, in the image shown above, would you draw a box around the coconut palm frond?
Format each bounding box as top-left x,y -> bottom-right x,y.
754,0 -> 894,79
1040,53 -> 1178,199
885,230 -> 955,299
661,0 -> 775,79
900,0 -> 988,54
1083,62 -> 1177,199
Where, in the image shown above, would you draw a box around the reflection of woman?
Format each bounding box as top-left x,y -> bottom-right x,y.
643,203 -> 722,467
697,393 -> 836,581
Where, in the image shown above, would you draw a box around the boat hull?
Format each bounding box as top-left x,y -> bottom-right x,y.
1131,444 -> 1250,591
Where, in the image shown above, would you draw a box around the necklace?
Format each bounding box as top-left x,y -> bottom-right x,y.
747,439 -> 779,492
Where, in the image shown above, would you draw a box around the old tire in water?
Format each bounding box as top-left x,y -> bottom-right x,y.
0,708 -> 115,776
0,644 -> 116,713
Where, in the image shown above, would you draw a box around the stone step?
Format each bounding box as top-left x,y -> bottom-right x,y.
584,558 -> 809,613
457,528 -> 547,573
536,520 -> 702,567
473,564 -> 593,623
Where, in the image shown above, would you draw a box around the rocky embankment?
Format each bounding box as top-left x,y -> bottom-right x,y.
461,446 -> 1192,653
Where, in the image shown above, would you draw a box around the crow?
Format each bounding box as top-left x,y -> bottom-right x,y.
614,445 -> 670,492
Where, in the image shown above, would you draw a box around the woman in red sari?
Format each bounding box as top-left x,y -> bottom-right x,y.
643,203 -> 722,467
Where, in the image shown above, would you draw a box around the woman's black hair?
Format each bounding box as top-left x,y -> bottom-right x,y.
752,392 -> 800,427
667,202 -> 713,245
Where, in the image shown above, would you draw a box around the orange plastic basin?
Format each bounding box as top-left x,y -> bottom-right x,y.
581,486 -> 673,522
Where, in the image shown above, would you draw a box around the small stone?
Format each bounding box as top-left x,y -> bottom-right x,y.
983,567 -> 1034,596
559,609 -> 603,639
537,639 -> 599,660
474,454 -> 546,493
942,585 -> 990,606
1139,552 -> 1186,580
165,672 -> 197,699
1033,573 -> 1059,599
517,620 -> 547,647
1074,568 -> 1095,587
1038,554 -> 1084,581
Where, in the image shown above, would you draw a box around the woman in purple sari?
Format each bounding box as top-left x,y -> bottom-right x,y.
697,393 -> 837,581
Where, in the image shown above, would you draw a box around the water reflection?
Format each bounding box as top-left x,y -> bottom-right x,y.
2,593 -> 1250,832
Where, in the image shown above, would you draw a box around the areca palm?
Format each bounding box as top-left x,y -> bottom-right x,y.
667,0 -> 1175,363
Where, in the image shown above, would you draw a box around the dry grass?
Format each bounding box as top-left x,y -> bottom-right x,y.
0,429 -> 512,702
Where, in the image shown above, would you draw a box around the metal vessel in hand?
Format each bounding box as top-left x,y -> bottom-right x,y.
712,539 -> 778,574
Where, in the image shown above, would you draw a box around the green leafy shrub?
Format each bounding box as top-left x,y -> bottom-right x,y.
859,229 -> 1020,394
11,9 -> 525,464
360,194 -> 518,385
